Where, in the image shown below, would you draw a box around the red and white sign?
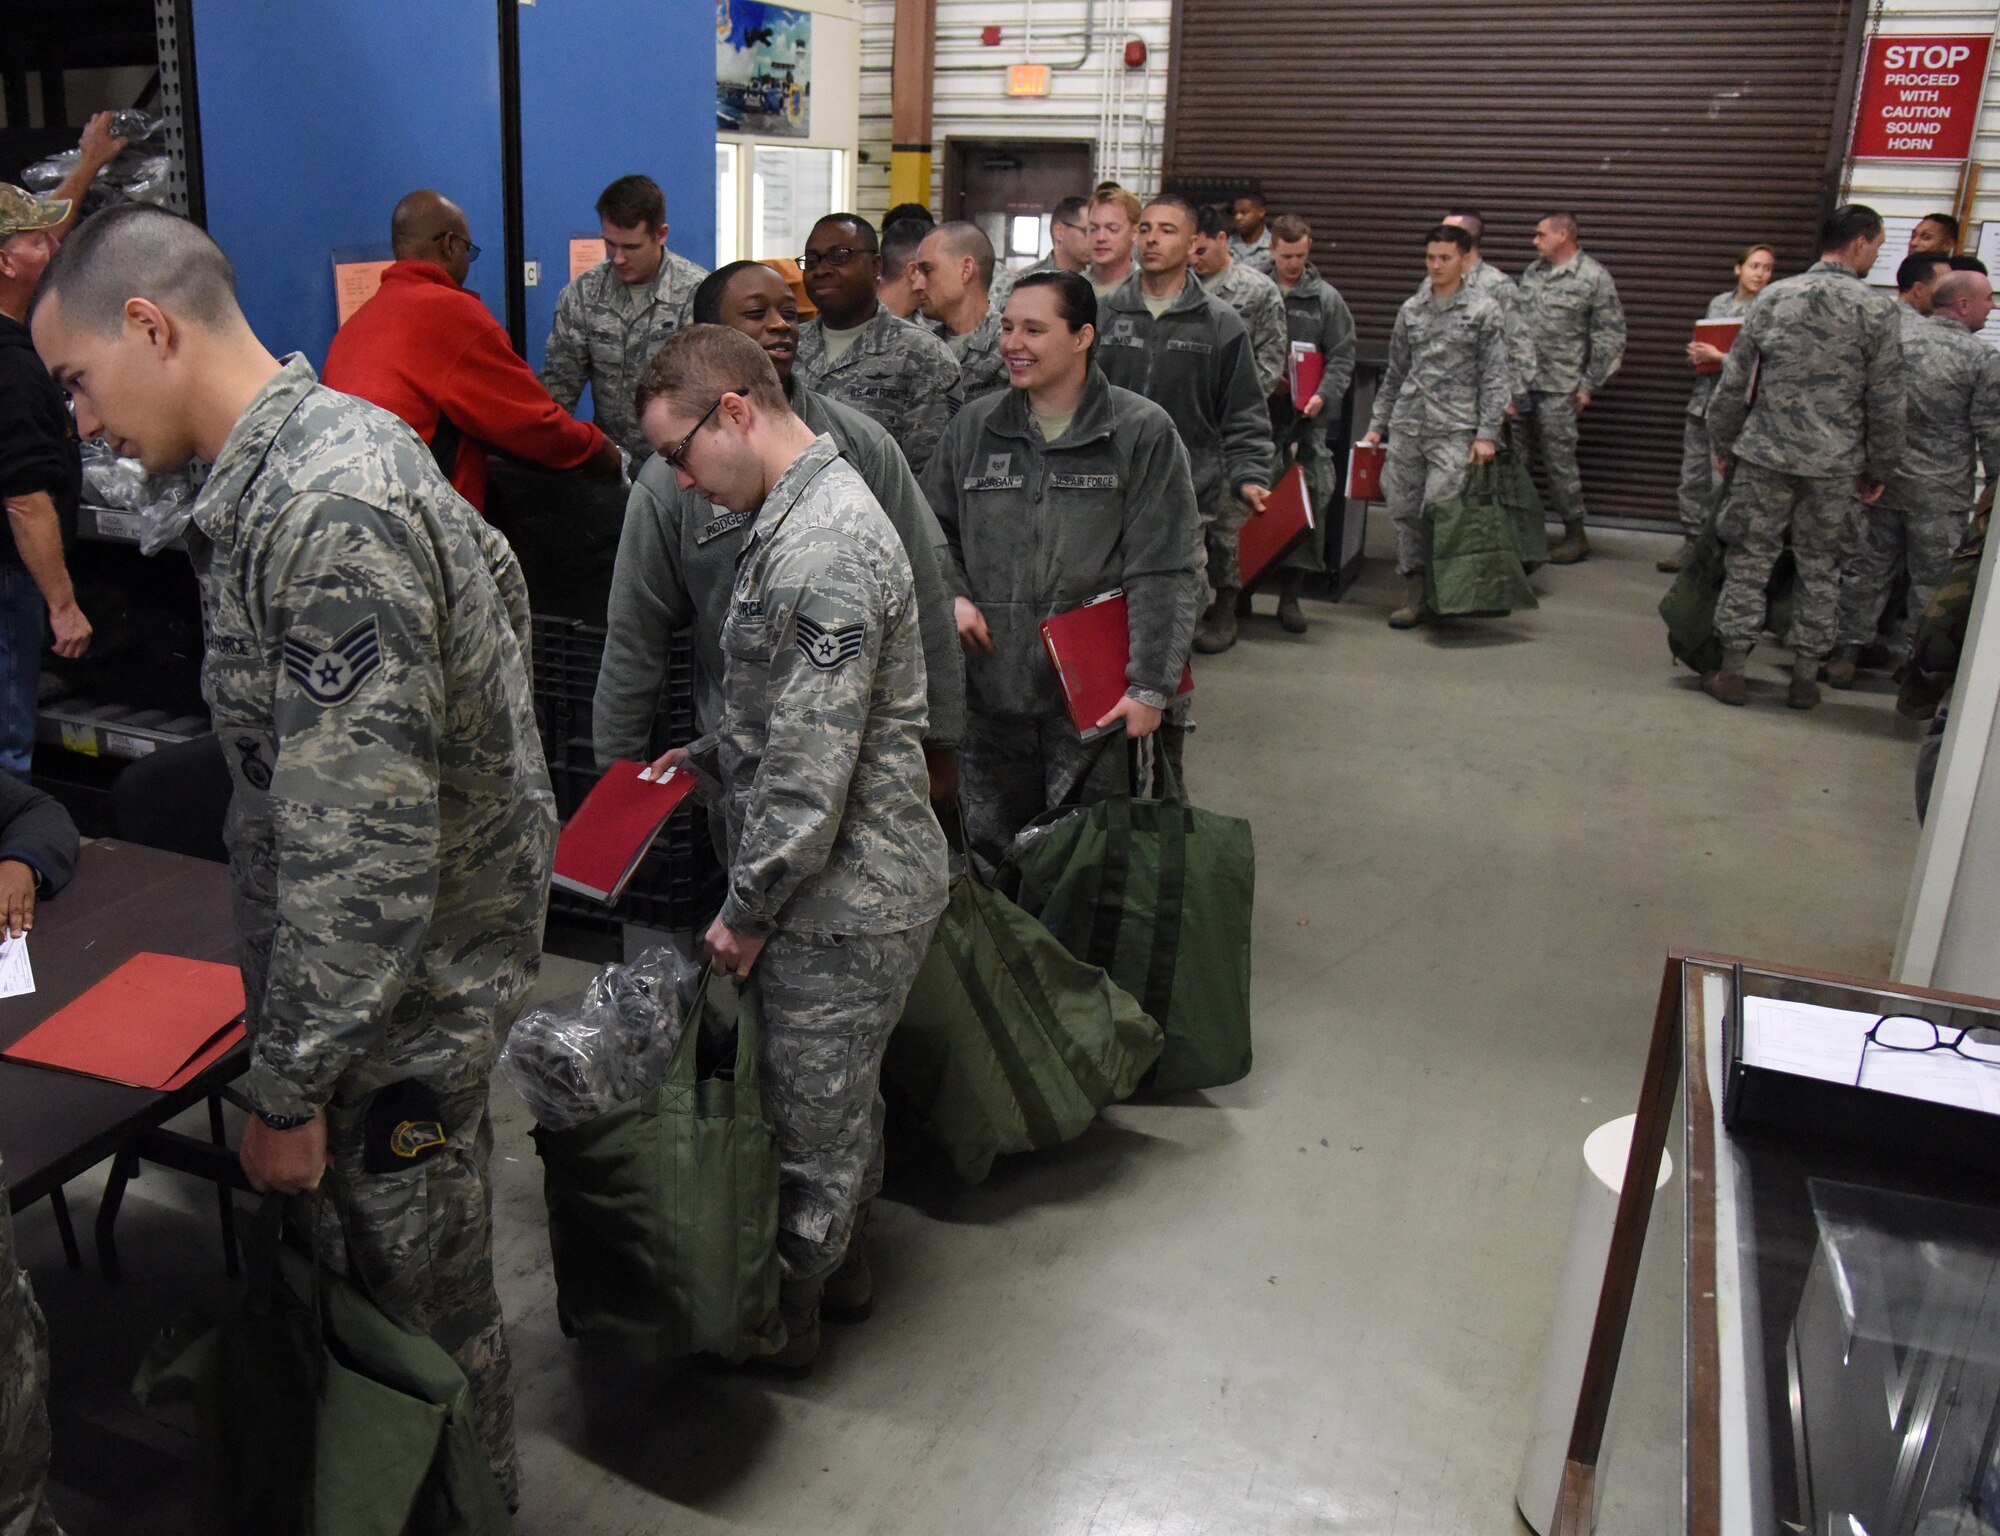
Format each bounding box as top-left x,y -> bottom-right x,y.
1850,34 -> 1992,161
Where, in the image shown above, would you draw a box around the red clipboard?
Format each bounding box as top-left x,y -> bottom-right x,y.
1289,344 -> 1326,410
552,761 -> 698,904
1692,317 -> 1742,375
1347,441 -> 1386,501
1238,463 -> 1315,589
1040,590 -> 1194,741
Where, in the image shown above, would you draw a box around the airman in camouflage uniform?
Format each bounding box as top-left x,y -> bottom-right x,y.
1268,220 -> 1357,617
1367,233 -> 1509,627
1706,212 -> 1906,709
941,308 -> 1009,402
1518,217 -> 1626,562
1900,506 -> 1987,723
595,377 -> 965,762
794,306 -> 963,474
188,358 -> 556,1503
698,433 -> 947,1357
1,1156 -> 61,1536
1194,217 -> 1288,398
1678,288 -> 1757,540
1832,279 -> 2000,677
542,245 -> 709,459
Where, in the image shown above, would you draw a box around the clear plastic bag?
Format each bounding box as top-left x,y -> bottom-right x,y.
78,440 -> 206,554
106,109 -> 165,144
499,945 -> 705,1130
20,152 -> 74,193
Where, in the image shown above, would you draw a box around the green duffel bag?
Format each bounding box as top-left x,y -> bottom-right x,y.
1658,472 -> 1795,672
1493,438 -> 1548,573
886,855 -> 1164,1183
1004,749 -> 1255,1094
532,969 -> 784,1363
1424,461 -> 1539,618
135,1197 -> 512,1536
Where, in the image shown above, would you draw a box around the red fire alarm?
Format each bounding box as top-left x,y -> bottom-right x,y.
1124,38 -> 1147,67
981,25 -> 1001,45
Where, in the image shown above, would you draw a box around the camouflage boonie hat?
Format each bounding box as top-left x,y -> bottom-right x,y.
0,185 -> 69,237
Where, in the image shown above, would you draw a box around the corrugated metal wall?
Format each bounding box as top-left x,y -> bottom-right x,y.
1166,0 -> 1864,524
859,0 -> 1172,222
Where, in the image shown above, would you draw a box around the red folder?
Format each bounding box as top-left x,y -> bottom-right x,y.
1691,316 -> 1742,374
1238,463 -> 1315,589
1289,343 -> 1326,410
552,760 -> 699,904
1347,441 -> 1386,501
3,952 -> 246,1091
1040,591 -> 1195,741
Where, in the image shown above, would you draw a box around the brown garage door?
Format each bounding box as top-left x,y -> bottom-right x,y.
1165,0 -> 1866,524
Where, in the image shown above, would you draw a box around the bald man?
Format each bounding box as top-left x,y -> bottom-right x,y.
912,222 -> 1007,401
323,189 -> 618,511
1831,267 -> 2000,682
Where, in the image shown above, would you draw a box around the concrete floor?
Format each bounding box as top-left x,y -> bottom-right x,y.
19,525 -> 1924,1534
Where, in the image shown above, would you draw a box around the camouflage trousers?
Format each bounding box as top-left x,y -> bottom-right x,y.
311,1083 -> 516,1508
1203,489 -> 1249,593
1522,391 -> 1587,529
0,1159 -> 62,1536
1275,412 -> 1339,575
1382,429 -> 1472,576
1678,411 -> 1718,536
1715,460 -> 1856,659
754,921 -> 937,1285
1836,497 -> 1968,653
961,710 -> 1128,873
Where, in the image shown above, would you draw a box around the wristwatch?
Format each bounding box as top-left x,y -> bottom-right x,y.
254,1108 -> 317,1132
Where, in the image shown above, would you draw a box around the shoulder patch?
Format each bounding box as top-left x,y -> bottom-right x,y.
281,616 -> 384,705
796,612 -> 866,671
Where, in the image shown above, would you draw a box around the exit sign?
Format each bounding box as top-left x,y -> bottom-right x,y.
1008,62 -> 1051,97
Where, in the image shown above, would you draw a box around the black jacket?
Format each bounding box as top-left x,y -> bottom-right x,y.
0,772 -> 78,894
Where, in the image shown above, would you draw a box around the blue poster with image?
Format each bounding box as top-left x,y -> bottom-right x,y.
717,0 -> 812,138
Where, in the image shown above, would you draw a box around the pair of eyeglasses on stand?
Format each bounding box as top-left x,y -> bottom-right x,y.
1853,1014 -> 2000,1088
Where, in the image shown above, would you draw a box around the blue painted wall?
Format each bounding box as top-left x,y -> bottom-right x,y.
515,0 -> 718,374
191,0 -> 508,369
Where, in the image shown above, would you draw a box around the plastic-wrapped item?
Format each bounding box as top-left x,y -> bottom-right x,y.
106,109 -> 165,144
21,109 -> 170,205
499,946 -> 704,1130
78,440 -> 206,554
20,152 -> 74,193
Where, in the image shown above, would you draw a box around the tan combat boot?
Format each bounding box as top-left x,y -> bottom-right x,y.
1194,588 -> 1240,653
1702,646 -> 1750,706
1656,536 -> 1696,574
1788,653 -> 1823,711
1547,524 -> 1590,565
1388,574 -> 1429,630
1823,644 -> 1861,689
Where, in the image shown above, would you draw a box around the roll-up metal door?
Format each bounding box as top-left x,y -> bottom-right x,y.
1164,1 -> 1868,524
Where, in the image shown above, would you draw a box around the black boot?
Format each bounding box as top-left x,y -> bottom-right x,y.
1276,572 -> 1307,634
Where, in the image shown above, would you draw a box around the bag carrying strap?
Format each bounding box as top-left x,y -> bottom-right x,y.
428,412 -> 464,482
673,962 -> 758,1094
937,904 -> 1066,1147
1141,803 -> 1189,1025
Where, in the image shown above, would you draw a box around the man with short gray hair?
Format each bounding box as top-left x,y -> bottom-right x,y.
1830,266 -> 2000,684
1518,211 -> 1625,564
913,221 -> 1008,401
32,204 -> 555,1506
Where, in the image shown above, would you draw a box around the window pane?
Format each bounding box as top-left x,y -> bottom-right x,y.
716,142 -> 739,266
751,146 -> 844,260
1010,214 -> 1042,258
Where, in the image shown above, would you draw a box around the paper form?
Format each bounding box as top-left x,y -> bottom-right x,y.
1741,995 -> 2000,1115
0,935 -> 33,999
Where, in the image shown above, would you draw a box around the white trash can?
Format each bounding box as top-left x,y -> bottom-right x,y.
1515,1114 -> 1674,1536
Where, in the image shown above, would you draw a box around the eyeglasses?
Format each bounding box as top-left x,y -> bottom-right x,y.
796,246 -> 875,271
1853,1013 -> 2000,1087
663,395 -> 727,470
439,231 -> 481,264
1053,220 -> 1087,235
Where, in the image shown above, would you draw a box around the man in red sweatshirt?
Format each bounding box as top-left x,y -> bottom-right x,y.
323,189 -> 620,510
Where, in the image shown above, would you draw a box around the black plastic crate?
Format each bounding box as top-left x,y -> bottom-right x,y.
530,614 -> 721,936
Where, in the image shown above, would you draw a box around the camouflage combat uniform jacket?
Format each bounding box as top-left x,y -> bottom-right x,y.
186,358 -> 557,1122
1203,259 -> 1289,397
1888,307 -> 2000,508
795,305 -> 963,473
713,435 -> 948,939
541,249 -> 709,459
1518,250 -> 1625,396
1707,260 -> 1905,481
1371,283 -> 1510,442
594,382 -> 965,761
939,309 -> 1010,403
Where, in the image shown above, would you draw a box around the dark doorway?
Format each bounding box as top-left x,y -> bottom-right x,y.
943,137 -> 1092,272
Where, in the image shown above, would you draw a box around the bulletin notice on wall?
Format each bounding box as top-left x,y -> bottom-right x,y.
1850,35 -> 1993,161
